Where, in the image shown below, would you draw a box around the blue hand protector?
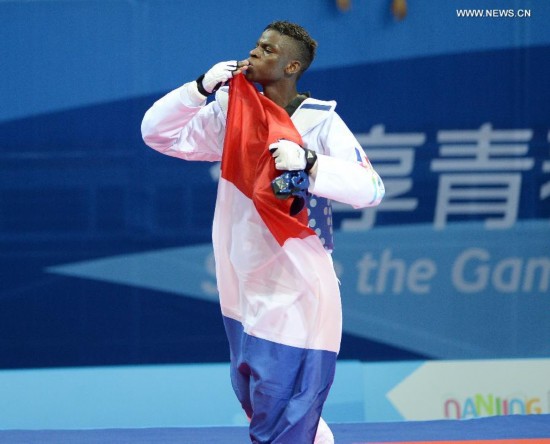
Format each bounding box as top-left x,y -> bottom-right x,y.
271,170 -> 310,216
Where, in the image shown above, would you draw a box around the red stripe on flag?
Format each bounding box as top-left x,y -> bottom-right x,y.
221,74 -> 314,246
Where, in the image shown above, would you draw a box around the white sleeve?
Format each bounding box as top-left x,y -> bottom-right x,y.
141,81 -> 226,162
308,112 -> 385,209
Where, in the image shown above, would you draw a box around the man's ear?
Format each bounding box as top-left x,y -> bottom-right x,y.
285,60 -> 302,76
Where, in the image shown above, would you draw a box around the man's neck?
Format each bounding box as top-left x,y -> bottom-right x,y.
263,84 -> 299,109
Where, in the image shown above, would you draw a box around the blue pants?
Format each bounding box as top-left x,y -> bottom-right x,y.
223,316 -> 337,444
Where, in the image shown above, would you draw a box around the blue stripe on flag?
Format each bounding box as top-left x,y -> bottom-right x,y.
223,316 -> 337,442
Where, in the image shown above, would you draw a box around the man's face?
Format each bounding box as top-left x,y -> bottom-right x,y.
246,30 -> 295,85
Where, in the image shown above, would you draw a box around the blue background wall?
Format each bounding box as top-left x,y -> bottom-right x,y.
1,0 -> 549,369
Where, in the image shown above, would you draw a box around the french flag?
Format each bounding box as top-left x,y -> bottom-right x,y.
212,73 -> 342,355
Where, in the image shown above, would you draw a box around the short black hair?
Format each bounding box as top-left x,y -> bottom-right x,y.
265,21 -> 317,77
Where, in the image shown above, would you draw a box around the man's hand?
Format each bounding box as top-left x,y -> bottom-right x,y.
197,60 -> 249,96
269,139 -> 306,171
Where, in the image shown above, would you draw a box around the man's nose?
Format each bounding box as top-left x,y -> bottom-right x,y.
249,46 -> 259,57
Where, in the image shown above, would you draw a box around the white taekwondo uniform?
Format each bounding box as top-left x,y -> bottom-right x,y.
142,80 -> 384,444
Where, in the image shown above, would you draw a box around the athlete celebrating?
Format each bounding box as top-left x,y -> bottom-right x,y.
142,20 -> 384,444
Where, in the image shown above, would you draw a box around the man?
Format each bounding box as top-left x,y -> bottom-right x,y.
142,21 -> 384,444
